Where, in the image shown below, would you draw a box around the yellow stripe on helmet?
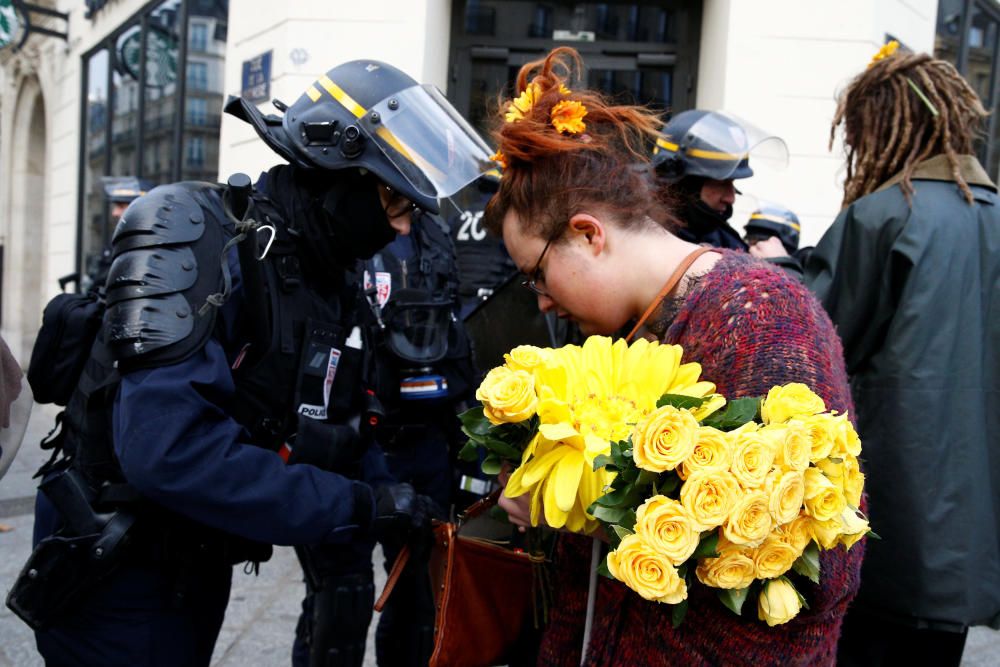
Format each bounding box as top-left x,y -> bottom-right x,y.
686,147 -> 749,161
656,137 -> 678,152
317,75 -> 366,118
750,213 -> 801,231
306,86 -> 322,103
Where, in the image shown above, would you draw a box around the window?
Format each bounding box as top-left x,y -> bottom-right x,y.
186,97 -> 206,125
186,136 -> 204,167
189,22 -> 207,51
935,0 -> 1000,180
77,0 -> 229,285
186,61 -> 208,91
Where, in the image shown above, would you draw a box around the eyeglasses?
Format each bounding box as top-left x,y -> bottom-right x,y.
383,186 -> 418,219
520,235 -> 555,297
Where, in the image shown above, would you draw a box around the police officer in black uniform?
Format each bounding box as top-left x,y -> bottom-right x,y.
349,208 -> 477,666
8,58 -> 492,667
652,110 -> 787,251
744,201 -> 816,279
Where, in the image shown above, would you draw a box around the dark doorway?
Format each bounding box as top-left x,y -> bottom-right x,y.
447,1 -> 703,138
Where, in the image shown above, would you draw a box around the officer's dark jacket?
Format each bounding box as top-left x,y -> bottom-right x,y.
98,180 -> 389,547
805,154 -> 1000,630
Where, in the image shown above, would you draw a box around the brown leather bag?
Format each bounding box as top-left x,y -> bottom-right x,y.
376,491 -> 546,667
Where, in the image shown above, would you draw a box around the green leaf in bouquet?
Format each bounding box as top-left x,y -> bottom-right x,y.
597,557 -> 614,579
671,599 -> 689,628
791,541 -> 821,585
593,454 -> 616,472
657,474 -> 680,496
635,469 -> 659,489
611,525 -> 635,541
692,531 -> 720,560
459,406 -> 493,437
618,509 -> 637,531
458,439 -> 480,462
656,394 -> 707,410
717,586 -> 751,616
481,454 -> 503,476
590,505 -> 628,524
866,529 -> 882,540
594,485 -> 634,507
701,397 -> 762,431
481,435 -> 524,461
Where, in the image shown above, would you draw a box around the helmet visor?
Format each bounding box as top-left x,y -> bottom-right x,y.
382,292 -> 453,364
664,112 -> 789,181
362,85 -> 493,201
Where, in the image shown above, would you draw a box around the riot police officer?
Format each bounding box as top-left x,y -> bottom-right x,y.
745,202 -> 815,277
652,109 -> 787,250
9,58 -> 492,667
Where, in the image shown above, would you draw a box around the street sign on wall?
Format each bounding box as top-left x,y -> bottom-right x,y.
241,50 -> 272,103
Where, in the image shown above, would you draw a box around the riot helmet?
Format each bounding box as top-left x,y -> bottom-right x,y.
652,110 -> 788,182
225,60 -> 493,214
744,202 -> 801,254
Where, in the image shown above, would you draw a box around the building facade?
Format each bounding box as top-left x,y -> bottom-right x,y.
0,0 -> 975,363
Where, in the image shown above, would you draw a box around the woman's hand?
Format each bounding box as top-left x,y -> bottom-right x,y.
498,465 -> 532,532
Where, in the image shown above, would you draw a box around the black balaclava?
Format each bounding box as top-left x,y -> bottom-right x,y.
265,164 -> 397,273
673,176 -> 747,251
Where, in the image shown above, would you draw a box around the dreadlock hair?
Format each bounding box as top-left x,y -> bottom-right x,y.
832,51 -> 988,207
483,47 -> 672,240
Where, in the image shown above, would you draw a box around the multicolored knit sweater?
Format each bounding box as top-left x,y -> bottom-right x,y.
537,252 -> 862,667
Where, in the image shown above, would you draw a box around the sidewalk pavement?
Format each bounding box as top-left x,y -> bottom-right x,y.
2,405 -> 997,666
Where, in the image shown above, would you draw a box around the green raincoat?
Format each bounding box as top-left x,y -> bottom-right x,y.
806,154 -> 1000,630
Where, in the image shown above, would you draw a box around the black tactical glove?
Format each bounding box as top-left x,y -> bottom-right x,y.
372,483 -> 441,551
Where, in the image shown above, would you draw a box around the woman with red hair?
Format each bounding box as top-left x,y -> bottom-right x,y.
486,48 -> 862,666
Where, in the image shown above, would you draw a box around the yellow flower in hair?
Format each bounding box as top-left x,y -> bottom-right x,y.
559,83 -> 572,96
490,150 -> 507,169
551,100 -> 588,135
505,83 -> 542,123
868,40 -> 900,67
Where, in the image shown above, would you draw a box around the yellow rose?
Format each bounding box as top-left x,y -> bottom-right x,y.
632,405 -> 700,473
798,414 -> 837,462
781,515 -> 815,552
723,490 -> 773,547
838,508 -> 869,550
696,548 -> 756,590
831,412 -> 862,458
768,470 -> 805,525
635,495 -> 700,565
761,383 -> 826,425
753,532 -> 801,579
775,421 -> 811,472
729,429 -> 776,489
803,468 -> 847,522
809,516 -> 843,549
758,578 -> 803,626
679,426 -> 732,480
503,345 -> 548,374
607,534 -> 688,604
680,470 -> 740,531
842,454 -> 865,508
476,366 -> 538,425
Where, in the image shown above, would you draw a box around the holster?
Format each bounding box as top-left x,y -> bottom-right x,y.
6,469 -> 136,630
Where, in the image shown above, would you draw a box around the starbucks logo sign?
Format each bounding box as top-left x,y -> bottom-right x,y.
0,0 -> 22,50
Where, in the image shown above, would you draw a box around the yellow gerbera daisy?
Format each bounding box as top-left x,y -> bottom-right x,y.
504,336 -> 720,533
505,83 -> 541,123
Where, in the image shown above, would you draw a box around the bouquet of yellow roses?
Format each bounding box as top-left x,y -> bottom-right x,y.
462,336 -> 871,627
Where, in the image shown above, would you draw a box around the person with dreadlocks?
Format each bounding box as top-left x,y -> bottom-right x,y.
794,43 -> 1000,666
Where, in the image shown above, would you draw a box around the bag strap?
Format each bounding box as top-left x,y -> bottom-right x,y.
625,246 -> 713,342
374,544 -> 411,612
373,489 -> 502,611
